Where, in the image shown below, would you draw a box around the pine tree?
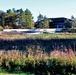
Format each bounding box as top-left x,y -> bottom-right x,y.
22,9 -> 34,29
36,14 -> 49,28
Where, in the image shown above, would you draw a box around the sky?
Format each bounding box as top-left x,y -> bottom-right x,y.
0,0 -> 76,21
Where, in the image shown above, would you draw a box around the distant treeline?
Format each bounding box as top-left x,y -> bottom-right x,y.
0,8 -> 50,30
0,8 -> 76,30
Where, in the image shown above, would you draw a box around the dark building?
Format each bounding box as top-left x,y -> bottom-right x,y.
35,17 -> 72,28
49,17 -> 72,28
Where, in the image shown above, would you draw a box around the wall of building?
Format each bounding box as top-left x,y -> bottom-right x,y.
3,28 -> 62,33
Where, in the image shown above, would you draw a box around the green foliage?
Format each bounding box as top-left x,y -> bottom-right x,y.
0,8 -> 34,29
36,14 -> 49,28
0,50 -> 76,75
62,28 -> 76,33
72,19 -> 76,27
22,9 -> 34,29
0,10 -> 5,27
0,26 -> 3,31
37,14 -> 44,22
5,9 -> 18,28
64,19 -> 72,28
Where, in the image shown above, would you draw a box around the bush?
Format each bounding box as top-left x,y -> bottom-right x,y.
0,26 -> 3,31
62,28 -> 76,33
0,50 -> 76,75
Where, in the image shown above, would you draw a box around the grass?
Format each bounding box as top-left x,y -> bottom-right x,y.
0,73 -> 75,75
0,50 -> 76,75
0,32 -> 76,40
0,32 -> 76,75
0,73 -> 23,75
0,73 -> 34,75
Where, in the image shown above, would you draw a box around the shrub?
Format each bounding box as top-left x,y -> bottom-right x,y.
0,50 -> 76,75
0,26 -> 3,31
62,28 -> 76,33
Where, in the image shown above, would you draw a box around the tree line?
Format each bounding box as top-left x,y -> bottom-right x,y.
0,8 -> 76,29
0,8 -> 50,29
0,8 -> 34,29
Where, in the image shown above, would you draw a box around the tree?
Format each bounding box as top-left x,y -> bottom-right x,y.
5,9 -> 19,28
22,9 -> 34,29
37,14 -> 44,22
36,14 -> 49,28
71,15 -> 75,20
71,19 -> 76,28
64,19 -> 72,28
15,8 -> 23,27
0,10 -> 5,27
0,8 -> 35,29
43,16 -> 49,28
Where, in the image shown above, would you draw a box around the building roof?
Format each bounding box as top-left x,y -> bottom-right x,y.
48,17 -> 72,22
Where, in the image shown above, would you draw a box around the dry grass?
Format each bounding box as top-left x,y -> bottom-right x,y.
0,32 -> 76,40
0,49 -> 76,64
50,49 -> 76,64
0,49 -> 76,74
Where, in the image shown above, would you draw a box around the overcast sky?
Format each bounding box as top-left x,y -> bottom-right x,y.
0,0 -> 76,21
